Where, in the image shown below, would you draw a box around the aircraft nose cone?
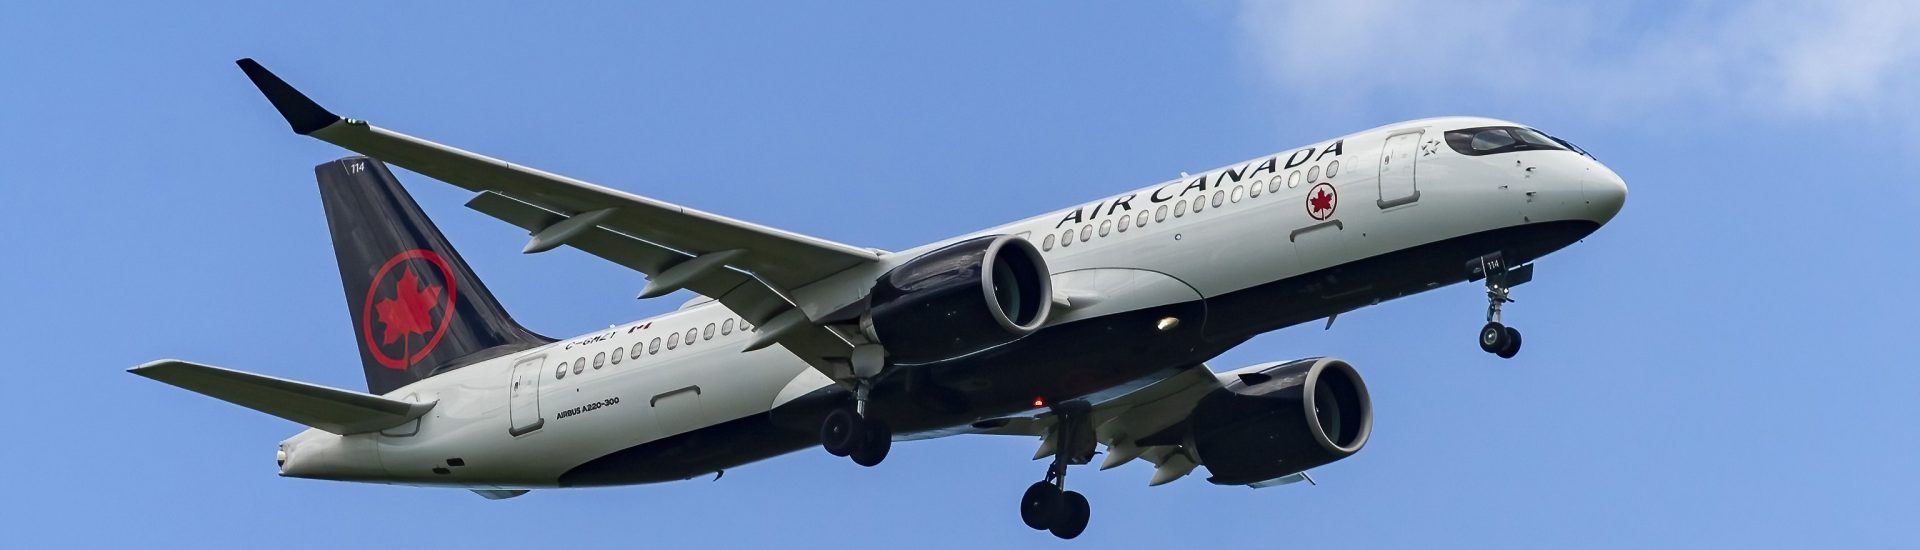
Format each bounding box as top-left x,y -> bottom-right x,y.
1585,165 -> 1627,224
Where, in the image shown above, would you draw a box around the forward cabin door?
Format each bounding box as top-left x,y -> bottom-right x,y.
507,354 -> 546,436
1377,130 -> 1423,208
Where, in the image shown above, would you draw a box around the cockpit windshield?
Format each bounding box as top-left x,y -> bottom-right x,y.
1444,126 -> 1579,157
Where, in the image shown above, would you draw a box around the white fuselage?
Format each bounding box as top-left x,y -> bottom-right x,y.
280,116 -> 1626,488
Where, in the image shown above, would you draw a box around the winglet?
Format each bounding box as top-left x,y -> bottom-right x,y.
236,58 -> 341,135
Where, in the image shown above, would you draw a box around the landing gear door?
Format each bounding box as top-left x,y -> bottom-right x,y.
1377,130 -> 1422,209
507,354 -> 545,436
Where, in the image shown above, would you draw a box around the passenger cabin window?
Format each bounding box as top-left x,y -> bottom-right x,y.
1231,185 -> 1244,203
1043,233 -> 1056,250
1060,230 -> 1074,247
650,337 -> 662,354
1155,205 -> 1169,221
1249,182 -> 1262,198
1099,220 -> 1111,237
1079,225 -> 1092,242
722,318 -> 735,335
1307,165 -> 1321,183
1287,171 -> 1301,188
1116,215 -> 1129,232
1136,212 -> 1149,227
612,347 -> 623,364
1174,200 -> 1186,217
1444,126 -> 1570,156
573,358 -> 586,375
684,328 -> 699,346
631,344 -> 644,360
667,333 -> 680,350
1212,190 -> 1225,207
555,362 -> 567,379
704,323 -> 716,340
593,352 -> 606,370
1327,160 -> 1340,178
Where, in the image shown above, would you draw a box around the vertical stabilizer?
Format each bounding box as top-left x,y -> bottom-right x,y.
315,157 -> 550,394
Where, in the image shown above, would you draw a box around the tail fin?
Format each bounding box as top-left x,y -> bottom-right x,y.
316,157 -> 550,395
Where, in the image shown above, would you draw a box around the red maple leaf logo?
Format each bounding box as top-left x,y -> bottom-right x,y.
1310,189 -> 1334,213
374,267 -> 443,345
1307,182 -> 1338,220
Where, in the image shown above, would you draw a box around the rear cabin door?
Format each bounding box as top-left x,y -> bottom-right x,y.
507,354 -> 546,436
1377,130 -> 1423,208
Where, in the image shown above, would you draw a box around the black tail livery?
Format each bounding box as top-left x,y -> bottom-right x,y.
316,157 -> 551,394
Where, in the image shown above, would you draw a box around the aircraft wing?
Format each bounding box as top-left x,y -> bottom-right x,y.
974,364 -> 1310,487
236,59 -> 878,376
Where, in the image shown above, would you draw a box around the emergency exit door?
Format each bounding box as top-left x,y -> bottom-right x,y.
507,354 -> 546,436
1378,130 -> 1423,208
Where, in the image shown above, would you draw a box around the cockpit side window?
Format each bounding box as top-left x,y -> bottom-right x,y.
1470,129 -> 1515,151
1445,126 -> 1569,156
1551,136 -> 1594,159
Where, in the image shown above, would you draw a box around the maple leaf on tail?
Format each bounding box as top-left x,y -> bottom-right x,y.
375,267 -> 443,345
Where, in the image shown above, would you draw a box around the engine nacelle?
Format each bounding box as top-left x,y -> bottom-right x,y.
1189,357 -> 1373,486
862,235 -> 1052,365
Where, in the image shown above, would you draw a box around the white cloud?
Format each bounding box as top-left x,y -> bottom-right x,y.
1235,0 -> 1920,119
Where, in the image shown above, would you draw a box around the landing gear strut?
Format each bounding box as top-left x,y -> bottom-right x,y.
1467,252 -> 1532,359
1019,401 -> 1093,539
820,345 -> 892,466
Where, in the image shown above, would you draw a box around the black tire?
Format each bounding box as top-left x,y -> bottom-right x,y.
1049,490 -> 1091,540
1020,482 -> 1062,530
1496,326 -> 1522,359
1479,322 -> 1509,354
850,418 -> 891,467
820,408 -> 859,457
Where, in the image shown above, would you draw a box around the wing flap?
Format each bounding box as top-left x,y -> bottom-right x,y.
973,365 -> 1225,485
130,360 -> 435,435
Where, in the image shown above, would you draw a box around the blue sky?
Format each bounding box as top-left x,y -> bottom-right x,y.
4,2 -> 1917,547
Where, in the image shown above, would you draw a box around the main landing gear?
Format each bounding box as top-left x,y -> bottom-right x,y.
820,381 -> 892,467
821,345 -> 892,467
1020,401 -> 1094,540
1467,252 -> 1533,359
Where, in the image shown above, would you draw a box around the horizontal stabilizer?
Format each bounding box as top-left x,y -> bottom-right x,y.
130,360 -> 435,435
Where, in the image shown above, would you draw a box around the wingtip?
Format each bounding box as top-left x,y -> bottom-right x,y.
235,58 -> 341,135
129,359 -> 187,371
128,359 -> 176,375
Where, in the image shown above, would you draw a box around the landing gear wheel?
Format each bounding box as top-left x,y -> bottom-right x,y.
1020,481 -> 1062,530
1049,490 -> 1091,540
1496,326 -> 1522,359
849,418 -> 892,467
1479,322 -> 1509,354
819,408 -> 859,457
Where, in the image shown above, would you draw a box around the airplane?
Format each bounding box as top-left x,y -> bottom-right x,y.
132,58 -> 1626,540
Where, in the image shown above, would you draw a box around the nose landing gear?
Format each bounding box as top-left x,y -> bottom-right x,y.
1467,252 -> 1532,359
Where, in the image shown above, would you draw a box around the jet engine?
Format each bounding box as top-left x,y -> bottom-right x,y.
1189,357 -> 1373,485
862,235 -> 1052,365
